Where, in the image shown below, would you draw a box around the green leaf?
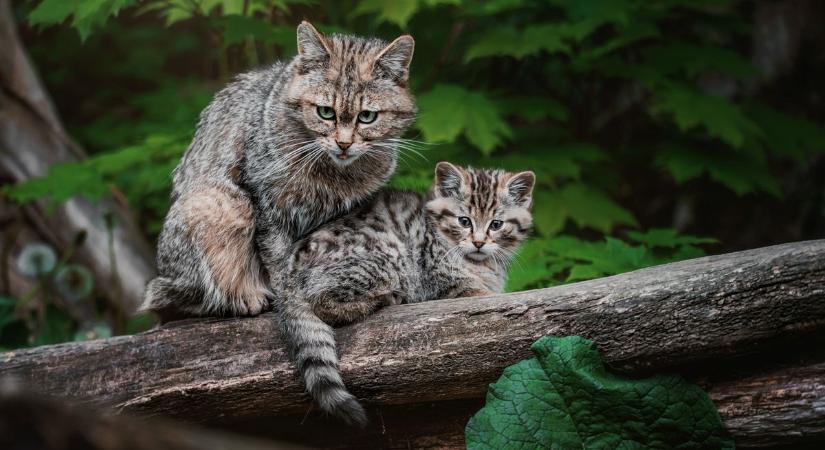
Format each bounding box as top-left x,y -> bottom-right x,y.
504,239 -> 572,291
626,228 -> 718,248
497,96 -> 569,123
545,236 -> 657,281
464,24 -> 572,61
213,15 -> 294,48
352,0 -> 457,28
572,20 -> 660,69
416,84 -> 512,155
492,143 -> 606,181
462,0 -> 528,16
549,0 -> 633,25
506,232 -> 713,290
28,0 -> 139,41
656,144 -> 781,196
533,183 -> 637,235
650,83 -> 762,149
4,132 -> 188,207
466,336 -> 734,449
747,104 -> 825,162
642,43 -> 759,80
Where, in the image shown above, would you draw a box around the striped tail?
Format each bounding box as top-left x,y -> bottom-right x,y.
276,296 -> 367,427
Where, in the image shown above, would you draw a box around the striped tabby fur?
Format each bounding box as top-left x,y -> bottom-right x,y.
142,22 -> 416,321
277,162 -> 535,426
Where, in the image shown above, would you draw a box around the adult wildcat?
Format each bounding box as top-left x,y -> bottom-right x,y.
278,162 -> 535,425
142,22 -> 416,321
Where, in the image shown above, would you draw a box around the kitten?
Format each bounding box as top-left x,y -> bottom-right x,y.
277,162 -> 535,425
141,22 -> 416,321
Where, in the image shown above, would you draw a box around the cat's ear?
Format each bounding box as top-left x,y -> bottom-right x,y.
297,21 -> 330,62
434,161 -> 465,198
374,35 -> 415,83
505,171 -> 536,207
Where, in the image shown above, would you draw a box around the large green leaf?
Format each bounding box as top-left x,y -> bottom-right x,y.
650,83 -> 762,149
747,104 -> 825,162
28,0 -> 139,40
416,84 -> 512,155
533,183 -> 637,235
656,144 -> 780,196
213,15 -> 294,48
138,0 -> 246,26
505,231 -> 711,291
642,43 -> 759,80
4,133 -> 187,207
466,336 -> 734,449
491,144 -> 606,182
352,0 -> 458,28
464,24 -> 572,61
544,235 -> 659,281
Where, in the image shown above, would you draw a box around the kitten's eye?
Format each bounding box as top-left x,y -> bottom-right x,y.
316,106 -> 336,120
458,216 -> 472,228
489,220 -> 503,231
357,110 -> 377,124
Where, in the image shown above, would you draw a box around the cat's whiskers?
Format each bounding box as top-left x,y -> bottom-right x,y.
496,246 -> 523,272
370,141 -> 429,164
292,144 -> 326,176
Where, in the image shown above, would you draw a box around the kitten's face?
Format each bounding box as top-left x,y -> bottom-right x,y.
288,22 -> 416,168
425,162 -> 535,264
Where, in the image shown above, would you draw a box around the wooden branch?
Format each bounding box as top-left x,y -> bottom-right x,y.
0,0 -> 155,312
220,360 -> 825,449
1,240 -> 824,446
708,360 -> 825,448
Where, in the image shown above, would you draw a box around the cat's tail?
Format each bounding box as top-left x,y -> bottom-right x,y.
274,294 -> 368,427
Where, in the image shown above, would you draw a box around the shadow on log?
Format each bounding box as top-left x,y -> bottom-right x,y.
1,240 -> 824,448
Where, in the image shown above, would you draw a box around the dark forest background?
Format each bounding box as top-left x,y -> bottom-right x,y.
1,0 -> 824,349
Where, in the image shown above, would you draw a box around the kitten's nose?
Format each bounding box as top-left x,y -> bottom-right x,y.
336,141 -> 352,151
473,241 -> 485,249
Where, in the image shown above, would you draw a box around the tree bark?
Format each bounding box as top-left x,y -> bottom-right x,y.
0,0 -> 155,313
223,360 -> 825,449
0,240 -> 824,447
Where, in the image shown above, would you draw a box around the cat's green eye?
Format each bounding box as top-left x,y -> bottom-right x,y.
489,220 -> 503,231
317,106 -> 335,120
357,110 -> 378,124
458,216 -> 472,228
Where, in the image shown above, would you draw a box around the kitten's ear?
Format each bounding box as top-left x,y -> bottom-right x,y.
374,35 -> 415,83
434,161 -> 465,198
506,171 -> 536,207
297,21 -> 330,62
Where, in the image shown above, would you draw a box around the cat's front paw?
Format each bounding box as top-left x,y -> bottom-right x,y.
230,295 -> 269,316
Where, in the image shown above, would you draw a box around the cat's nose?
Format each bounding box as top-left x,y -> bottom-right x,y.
336,141 -> 352,151
473,241 -> 485,249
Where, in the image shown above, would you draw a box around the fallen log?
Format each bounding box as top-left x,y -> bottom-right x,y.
218,357 -> 825,449
1,240 -> 824,447
708,359 -> 825,448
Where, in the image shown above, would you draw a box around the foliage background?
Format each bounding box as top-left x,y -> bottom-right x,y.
3,0 -> 825,348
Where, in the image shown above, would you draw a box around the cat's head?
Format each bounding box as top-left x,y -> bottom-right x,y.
425,162 -> 535,264
286,21 -> 416,169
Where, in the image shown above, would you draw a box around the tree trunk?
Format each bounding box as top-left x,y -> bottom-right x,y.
1,240 -> 824,448
0,0 -> 155,314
